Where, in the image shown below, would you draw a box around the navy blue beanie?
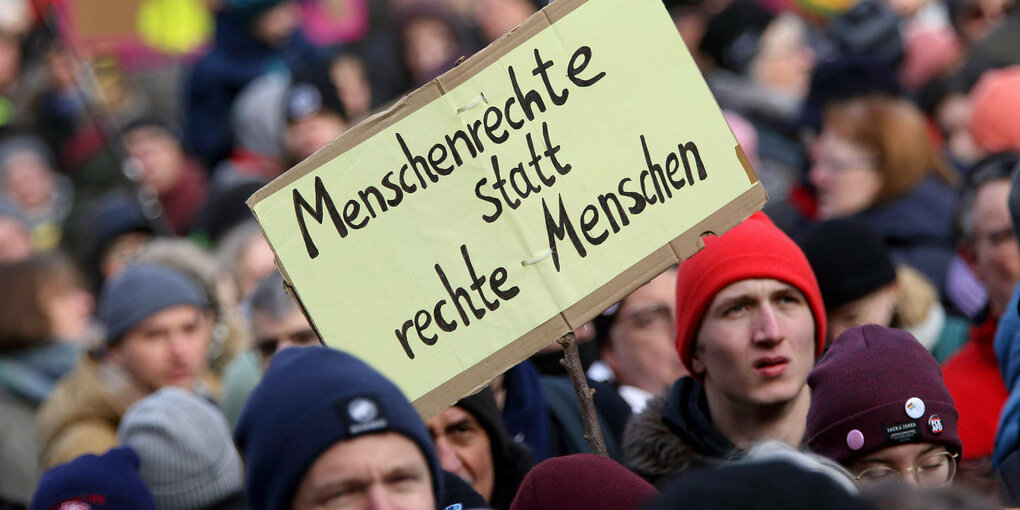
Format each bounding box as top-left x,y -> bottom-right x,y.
234,347 -> 443,510
30,447 -> 158,510
98,263 -> 209,343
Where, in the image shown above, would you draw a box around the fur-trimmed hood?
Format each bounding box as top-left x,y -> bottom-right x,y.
622,377 -> 736,485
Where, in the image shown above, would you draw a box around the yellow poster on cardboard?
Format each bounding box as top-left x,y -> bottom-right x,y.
249,0 -> 767,417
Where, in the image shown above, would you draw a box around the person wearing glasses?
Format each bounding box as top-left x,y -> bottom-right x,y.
943,154 -> 1020,472
248,271 -> 323,371
596,267 -> 684,414
807,324 -> 962,488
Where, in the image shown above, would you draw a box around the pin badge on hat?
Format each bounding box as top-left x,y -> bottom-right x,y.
928,415 -> 943,435
905,397 -> 925,419
847,429 -> 865,450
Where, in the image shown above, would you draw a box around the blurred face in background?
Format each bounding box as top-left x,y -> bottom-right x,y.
402,16 -> 459,85
2,151 -> 55,213
602,268 -> 686,394
935,94 -> 985,168
252,306 -> 318,372
474,0 -> 536,43
0,216 -> 32,262
808,131 -> 882,219
0,32 -> 21,92
250,1 -> 300,47
962,179 -> 1020,316
331,55 -> 373,122
125,125 -> 185,194
107,304 -> 212,392
237,235 -> 277,299
284,112 -> 348,163
826,284 -> 898,342
752,14 -> 815,100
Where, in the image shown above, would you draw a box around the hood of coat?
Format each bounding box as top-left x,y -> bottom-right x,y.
622,377 -> 737,485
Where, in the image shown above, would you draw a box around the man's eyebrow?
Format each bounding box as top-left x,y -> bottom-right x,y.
710,295 -> 755,313
444,418 -> 475,434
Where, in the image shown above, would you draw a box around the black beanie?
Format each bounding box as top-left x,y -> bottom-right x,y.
642,460 -> 870,510
799,219 -> 897,311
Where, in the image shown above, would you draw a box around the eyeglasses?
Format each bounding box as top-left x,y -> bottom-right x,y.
854,451 -> 958,488
254,329 -> 320,359
614,304 -> 675,333
972,225 -> 1016,249
812,156 -> 877,173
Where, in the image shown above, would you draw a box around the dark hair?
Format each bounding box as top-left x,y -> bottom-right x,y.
0,251 -> 87,351
954,152 -> 1020,245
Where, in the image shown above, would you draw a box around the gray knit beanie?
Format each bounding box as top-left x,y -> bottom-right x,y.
98,263 -> 209,343
118,387 -> 244,510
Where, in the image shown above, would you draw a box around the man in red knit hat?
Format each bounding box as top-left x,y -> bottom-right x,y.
623,212 -> 827,483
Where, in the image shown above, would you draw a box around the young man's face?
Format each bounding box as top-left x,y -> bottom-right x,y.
692,278 -> 816,408
107,304 -> 212,392
293,432 -> 435,510
425,406 -> 494,502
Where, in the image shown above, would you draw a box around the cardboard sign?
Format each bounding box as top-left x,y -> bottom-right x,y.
249,0 -> 767,418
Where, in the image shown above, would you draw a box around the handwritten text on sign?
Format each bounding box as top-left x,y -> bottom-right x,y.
250,0 -> 760,406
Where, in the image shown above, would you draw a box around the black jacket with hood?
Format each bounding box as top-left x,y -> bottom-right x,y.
622,377 -> 738,486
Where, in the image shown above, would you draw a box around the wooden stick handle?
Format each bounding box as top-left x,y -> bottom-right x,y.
557,332 -> 609,457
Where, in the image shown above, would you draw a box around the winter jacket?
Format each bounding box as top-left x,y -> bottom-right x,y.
541,375 -> 631,462
184,11 -> 318,167
994,285 -> 1020,467
36,352 -> 148,469
0,342 -> 78,504
943,308 -> 1009,461
853,176 -> 958,297
622,377 -> 737,486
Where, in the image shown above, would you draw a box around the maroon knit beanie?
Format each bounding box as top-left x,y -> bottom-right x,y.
675,212 -> 827,379
509,454 -> 657,510
806,325 -> 962,465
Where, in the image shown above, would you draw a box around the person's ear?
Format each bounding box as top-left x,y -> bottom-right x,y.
958,242 -> 978,271
690,342 -> 706,378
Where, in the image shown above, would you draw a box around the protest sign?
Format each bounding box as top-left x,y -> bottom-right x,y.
249,0 -> 767,418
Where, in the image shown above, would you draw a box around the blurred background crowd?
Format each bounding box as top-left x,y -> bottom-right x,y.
0,0 -> 1020,508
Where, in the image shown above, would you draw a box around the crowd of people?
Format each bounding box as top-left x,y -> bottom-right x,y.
0,0 -> 1019,508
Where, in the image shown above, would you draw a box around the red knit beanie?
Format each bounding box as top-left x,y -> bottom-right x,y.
969,66 -> 1020,152
806,325 -> 962,465
674,212 -> 826,377
509,454 -> 657,510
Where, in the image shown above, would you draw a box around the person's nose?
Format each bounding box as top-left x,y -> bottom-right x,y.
899,470 -> 922,488
751,302 -> 784,346
434,436 -> 464,474
365,484 -> 398,510
807,163 -> 828,189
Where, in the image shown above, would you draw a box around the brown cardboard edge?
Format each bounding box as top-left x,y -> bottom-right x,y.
560,246 -> 678,330
414,182 -> 768,418
414,313 -> 570,419
735,145 -> 759,184
669,183 -> 768,260
437,0 -> 588,92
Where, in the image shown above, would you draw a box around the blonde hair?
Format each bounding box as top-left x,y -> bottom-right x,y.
893,265 -> 936,328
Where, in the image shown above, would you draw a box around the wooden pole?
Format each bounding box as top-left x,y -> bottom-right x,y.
557,332 -> 609,457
